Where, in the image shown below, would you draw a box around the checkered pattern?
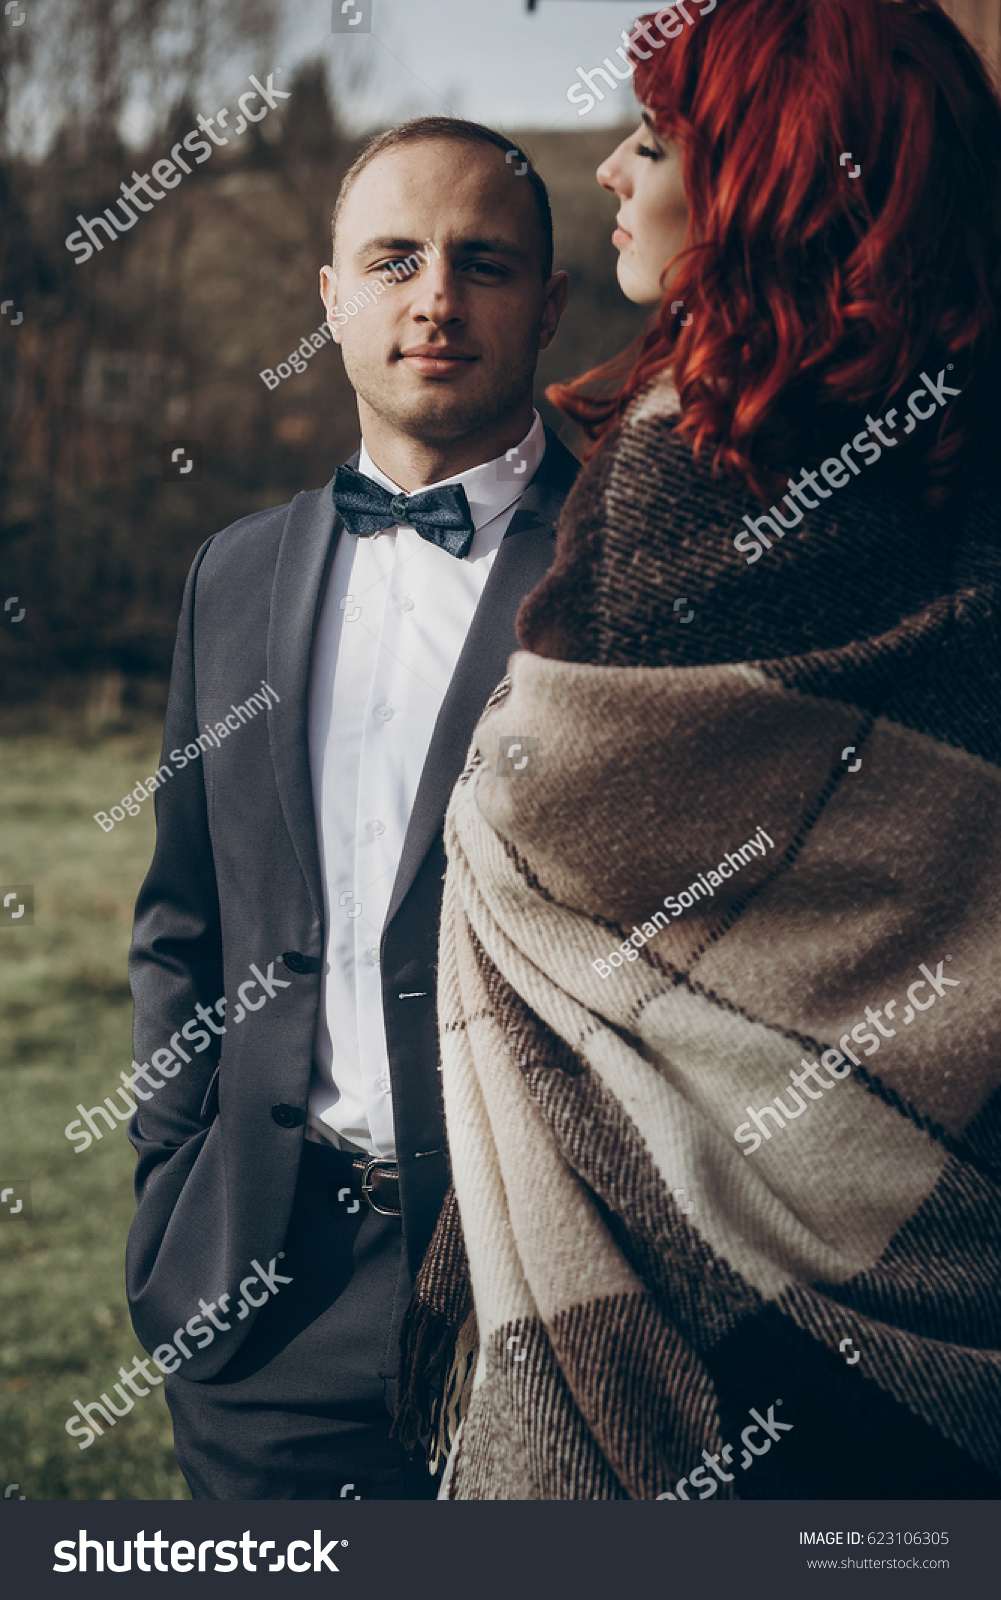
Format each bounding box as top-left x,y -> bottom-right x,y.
397,377 -> 1001,1500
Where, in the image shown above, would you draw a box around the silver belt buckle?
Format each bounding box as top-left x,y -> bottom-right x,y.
359,1157 -> 401,1216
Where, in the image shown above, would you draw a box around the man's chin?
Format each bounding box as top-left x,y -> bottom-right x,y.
373,389 -> 504,445
393,361 -> 481,395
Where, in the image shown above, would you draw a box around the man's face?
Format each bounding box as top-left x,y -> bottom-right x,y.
320,140 -> 567,445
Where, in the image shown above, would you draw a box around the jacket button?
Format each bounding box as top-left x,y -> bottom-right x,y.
271,1104 -> 306,1128
281,951 -> 319,975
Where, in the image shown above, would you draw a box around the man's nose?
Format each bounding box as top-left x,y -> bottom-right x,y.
410,262 -> 464,324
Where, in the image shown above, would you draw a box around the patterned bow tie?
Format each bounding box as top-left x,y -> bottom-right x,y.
332,464 -> 476,559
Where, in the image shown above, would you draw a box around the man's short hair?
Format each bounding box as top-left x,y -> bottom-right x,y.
331,116 -> 554,279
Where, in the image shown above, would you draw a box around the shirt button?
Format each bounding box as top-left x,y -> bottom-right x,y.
374,703 -> 394,722
367,946 -> 380,966
377,1075 -> 390,1094
367,819 -> 386,838
395,593 -> 415,613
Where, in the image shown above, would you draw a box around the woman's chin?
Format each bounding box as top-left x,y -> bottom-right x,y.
616,258 -> 664,307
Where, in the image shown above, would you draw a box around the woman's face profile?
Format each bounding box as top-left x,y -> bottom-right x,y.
597,111 -> 690,306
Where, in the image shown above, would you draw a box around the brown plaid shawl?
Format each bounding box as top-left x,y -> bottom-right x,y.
396,379 -> 1001,1500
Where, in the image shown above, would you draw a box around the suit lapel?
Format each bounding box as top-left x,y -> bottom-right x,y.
266,453 -> 360,921
385,428 -> 579,927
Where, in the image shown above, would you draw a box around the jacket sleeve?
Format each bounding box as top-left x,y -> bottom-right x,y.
127,535 -> 224,1202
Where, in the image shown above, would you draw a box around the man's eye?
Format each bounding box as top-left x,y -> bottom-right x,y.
465,262 -> 505,277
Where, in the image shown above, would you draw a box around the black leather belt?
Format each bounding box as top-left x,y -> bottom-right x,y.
351,1156 -> 401,1217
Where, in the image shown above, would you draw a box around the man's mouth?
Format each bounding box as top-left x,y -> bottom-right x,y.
398,347 -> 478,377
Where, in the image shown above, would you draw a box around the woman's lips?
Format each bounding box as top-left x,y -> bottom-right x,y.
612,223 -> 633,249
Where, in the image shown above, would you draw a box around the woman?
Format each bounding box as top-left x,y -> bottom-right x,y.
397,0 -> 1001,1499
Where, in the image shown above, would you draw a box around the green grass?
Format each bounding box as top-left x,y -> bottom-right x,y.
0,721 -> 190,1499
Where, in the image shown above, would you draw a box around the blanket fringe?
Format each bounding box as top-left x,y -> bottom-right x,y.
392,1184 -> 475,1458
393,1295 -> 461,1453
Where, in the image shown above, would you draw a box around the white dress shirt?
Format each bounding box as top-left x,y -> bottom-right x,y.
306,412 -> 546,1158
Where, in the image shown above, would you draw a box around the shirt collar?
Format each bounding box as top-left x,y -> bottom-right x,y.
357,411 -> 546,533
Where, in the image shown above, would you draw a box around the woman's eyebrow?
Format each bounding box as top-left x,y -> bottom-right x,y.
640,111 -> 665,139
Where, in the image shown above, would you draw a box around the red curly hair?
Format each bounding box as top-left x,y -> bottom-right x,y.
549,0 -> 1001,504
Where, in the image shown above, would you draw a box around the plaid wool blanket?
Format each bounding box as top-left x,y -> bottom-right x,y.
397,379 -> 1001,1500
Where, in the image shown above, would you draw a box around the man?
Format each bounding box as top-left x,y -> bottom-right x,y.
125,115 -> 575,1499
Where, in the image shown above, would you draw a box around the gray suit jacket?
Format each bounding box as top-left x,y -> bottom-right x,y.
125,428 -> 579,1379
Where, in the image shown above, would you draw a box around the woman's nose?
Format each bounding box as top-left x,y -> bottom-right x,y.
597,158 -> 618,194
597,145 -> 628,195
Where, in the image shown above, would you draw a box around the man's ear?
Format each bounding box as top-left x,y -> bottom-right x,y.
539,269 -> 570,352
319,264 -> 343,346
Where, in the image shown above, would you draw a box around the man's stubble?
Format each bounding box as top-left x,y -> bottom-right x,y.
341,338 -> 541,448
